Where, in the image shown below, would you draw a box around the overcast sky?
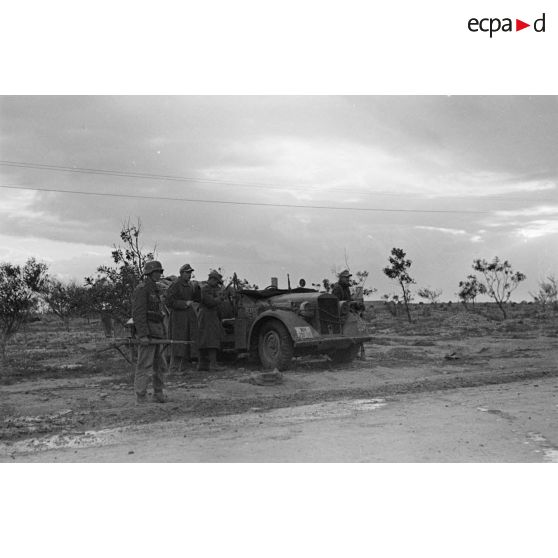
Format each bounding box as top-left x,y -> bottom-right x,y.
1,95 -> 557,300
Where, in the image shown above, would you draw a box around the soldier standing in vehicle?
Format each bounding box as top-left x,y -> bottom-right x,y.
331,269 -> 353,301
197,270 -> 225,372
132,260 -> 168,403
166,263 -> 199,372
331,268 -> 366,359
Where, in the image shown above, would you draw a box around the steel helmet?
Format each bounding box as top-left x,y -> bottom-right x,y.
143,260 -> 164,275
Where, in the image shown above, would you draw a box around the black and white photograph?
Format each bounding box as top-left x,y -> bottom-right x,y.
1,2 -> 557,557
1,95 -> 557,463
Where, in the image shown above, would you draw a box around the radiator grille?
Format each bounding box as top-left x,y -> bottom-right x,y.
318,296 -> 341,334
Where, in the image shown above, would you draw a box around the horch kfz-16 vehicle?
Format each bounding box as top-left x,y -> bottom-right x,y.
217,279 -> 372,370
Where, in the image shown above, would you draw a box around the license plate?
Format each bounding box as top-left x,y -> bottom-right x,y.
294,326 -> 313,339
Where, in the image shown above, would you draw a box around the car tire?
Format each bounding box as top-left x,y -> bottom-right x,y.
258,321 -> 294,371
329,344 -> 360,364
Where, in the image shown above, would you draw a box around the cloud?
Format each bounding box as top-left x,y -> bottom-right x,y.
2,95 -> 558,300
0,189 -> 40,217
415,226 -> 467,235
494,205 -> 558,218
0,233 -> 110,268
486,205 -> 558,241
513,220 -> 558,240
414,225 -> 486,243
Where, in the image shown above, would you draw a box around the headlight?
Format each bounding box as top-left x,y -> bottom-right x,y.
339,301 -> 350,317
299,301 -> 315,319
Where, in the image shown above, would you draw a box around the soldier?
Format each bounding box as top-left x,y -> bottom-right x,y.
132,260 -> 168,404
331,269 -> 353,301
197,270 -> 225,372
166,263 -> 199,372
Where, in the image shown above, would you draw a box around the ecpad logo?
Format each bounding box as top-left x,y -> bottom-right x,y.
468,13 -> 546,37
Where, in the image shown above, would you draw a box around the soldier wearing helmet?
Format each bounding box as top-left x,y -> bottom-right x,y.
131,260 -> 168,403
331,269 -> 353,302
166,263 -> 200,372
197,270 -> 225,372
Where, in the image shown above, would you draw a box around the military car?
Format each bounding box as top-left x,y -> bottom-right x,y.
217,283 -> 372,370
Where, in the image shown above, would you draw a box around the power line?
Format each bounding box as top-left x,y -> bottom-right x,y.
0,184 -> 489,214
0,159 -> 258,187
0,159 -> 552,203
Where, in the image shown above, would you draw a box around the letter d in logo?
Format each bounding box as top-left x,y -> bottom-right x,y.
534,13 -> 546,32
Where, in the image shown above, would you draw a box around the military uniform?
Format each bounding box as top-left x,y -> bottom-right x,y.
333,269 -> 365,326
166,276 -> 199,365
331,282 -> 352,301
197,272 -> 224,371
331,269 -> 353,302
132,266 -> 166,400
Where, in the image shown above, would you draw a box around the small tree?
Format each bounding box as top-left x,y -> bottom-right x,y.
417,287 -> 443,305
472,257 -> 526,319
0,258 -> 49,364
85,219 -> 156,327
383,248 -> 415,322
43,279 -> 89,331
457,275 -> 486,309
530,275 -> 558,311
352,270 -> 377,297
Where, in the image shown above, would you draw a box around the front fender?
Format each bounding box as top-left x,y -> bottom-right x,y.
342,312 -> 369,336
249,309 -> 320,344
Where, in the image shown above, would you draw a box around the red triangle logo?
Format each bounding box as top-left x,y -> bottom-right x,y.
516,19 -> 530,31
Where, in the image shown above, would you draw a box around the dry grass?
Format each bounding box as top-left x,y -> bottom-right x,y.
2,317 -> 128,383
1,302 -> 556,384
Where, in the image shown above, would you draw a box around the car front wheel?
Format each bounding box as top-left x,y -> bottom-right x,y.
258,321 -> 294,370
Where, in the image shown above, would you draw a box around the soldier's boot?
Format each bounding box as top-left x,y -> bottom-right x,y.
209,349 -> 226,371
153,391 -> 168,403
135,393 -> 149,405
197,349 -> 210,372
180,357 -> 195,373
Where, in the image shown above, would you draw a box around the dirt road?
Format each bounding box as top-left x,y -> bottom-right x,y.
3,377 -> 557,462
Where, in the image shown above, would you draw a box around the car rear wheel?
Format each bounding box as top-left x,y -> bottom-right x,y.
258,321 -> 294,370
329,343 -> 360,364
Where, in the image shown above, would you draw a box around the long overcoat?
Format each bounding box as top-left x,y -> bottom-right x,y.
165,277 -> 199,358
197,284 -> 223,349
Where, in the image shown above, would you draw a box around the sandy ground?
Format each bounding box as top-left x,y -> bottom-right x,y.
3,377 -> 557,462
2,333 -> 558,436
